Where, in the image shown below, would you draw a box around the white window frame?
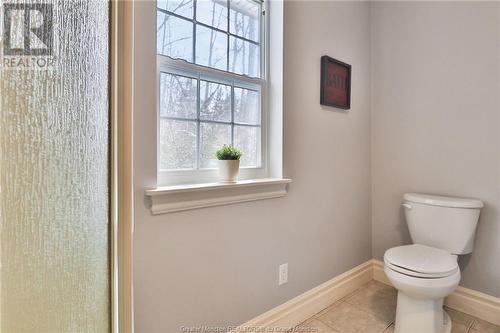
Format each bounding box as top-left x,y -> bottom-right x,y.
156,0 -> 269,186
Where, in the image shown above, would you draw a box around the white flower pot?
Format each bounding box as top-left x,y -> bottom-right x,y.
217,160 -> 240,183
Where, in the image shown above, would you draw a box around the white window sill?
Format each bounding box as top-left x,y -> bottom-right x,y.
145,178 -> 292,215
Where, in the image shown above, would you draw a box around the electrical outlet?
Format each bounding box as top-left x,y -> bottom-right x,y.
279,263 -> 288,285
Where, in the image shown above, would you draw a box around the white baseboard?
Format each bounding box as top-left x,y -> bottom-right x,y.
234,260 -> 373,332
235,259 -> 500,332
372,259 -> 392,285
372,259 -> 500,326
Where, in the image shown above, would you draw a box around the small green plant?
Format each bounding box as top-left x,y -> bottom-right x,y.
216,144 -> 242,160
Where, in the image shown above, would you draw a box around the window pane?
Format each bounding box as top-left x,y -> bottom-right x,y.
160,119 -> 197,170
160,73 -> 197,119
229,36 -> 260,77
200,122 -> 231,168
234,125 -> 259,167
234,87 -> 259,124
157,0 -> 194,19
200,81 -> 231,122
196,25 -> 228,71
230,0 -> 260,42
157,12 -> 193,61
196,0 -> 228,31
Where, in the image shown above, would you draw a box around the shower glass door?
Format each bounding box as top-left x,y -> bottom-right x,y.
0,0 -> 110,331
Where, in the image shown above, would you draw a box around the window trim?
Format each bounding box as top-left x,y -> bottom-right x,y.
156,0 -> 269,186
146,178 -> 291,214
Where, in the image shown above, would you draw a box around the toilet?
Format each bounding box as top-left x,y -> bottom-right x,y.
384,193 -> 483,333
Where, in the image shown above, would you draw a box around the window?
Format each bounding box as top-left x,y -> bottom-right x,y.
156,0 -> 266,184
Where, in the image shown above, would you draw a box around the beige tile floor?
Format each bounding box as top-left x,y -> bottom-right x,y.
296,281 -> 500,333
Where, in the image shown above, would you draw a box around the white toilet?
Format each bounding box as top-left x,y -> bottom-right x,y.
384,193 -> 483,333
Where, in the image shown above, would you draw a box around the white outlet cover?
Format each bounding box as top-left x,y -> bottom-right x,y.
279,263 -> 288,285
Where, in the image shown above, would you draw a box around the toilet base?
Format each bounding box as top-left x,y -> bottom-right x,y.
394,292 -> 452,333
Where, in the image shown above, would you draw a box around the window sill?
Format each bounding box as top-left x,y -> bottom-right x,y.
145,178 -> 292,215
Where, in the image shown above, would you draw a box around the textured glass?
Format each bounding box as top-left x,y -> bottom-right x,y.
157,12 -> 193,61
0,1 -> 110,332
158,0 -> 194,19
234,87 -> 259,124
160,73 -> 198,119
200,122 -> 231,168
196,0 -> 228,30
160,119 -> 198,170
229,36 -> 260,77
196,25 -> 228,71
200,80 -> 231,122
230,0 -> 260,42
234,126 -> 259,167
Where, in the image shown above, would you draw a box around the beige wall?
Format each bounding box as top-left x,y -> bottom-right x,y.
134,1 -> 500,331
133,1 -> 372,332
371,2 -> 500,297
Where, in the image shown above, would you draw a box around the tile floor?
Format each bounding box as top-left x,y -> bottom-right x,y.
296,281 -> 500,333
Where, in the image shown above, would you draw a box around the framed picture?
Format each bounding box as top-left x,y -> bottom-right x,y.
320,55 -> 351,109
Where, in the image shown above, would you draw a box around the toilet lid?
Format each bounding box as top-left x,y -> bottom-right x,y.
384,244 -> 458,278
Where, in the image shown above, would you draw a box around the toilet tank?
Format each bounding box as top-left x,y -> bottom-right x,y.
403,193 -> 483,255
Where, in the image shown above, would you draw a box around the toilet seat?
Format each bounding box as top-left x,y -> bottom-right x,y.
385,260 -> 457,278
384,244 -> 458,278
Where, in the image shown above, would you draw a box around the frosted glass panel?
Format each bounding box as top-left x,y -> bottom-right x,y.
0,1 -> 110,332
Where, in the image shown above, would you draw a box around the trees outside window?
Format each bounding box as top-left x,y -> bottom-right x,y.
156,0 -> 264,175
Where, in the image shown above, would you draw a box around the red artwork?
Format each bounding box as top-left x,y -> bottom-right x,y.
320,56 -> 351,109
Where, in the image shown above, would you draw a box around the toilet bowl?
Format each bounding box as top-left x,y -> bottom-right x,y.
384,244 -> 460,333
385,193 -> 483,333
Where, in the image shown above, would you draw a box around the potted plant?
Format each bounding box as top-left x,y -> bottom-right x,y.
215,144 -> 242,183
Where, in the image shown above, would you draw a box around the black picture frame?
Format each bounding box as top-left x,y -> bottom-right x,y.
320,55 -> 351,110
